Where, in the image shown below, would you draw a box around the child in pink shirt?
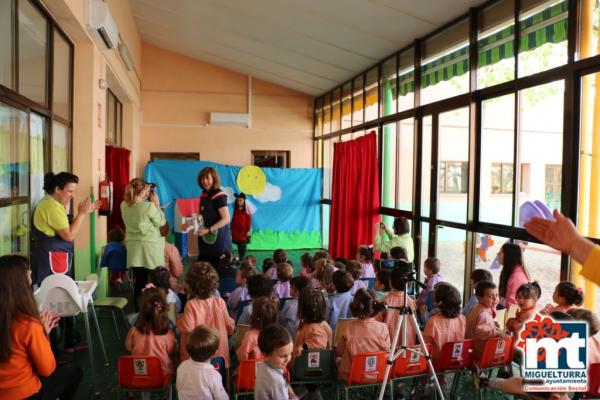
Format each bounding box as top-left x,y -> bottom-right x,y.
378,268 -> 417,346
346,260 -> 368,295
465,281 -> 509,359
357,246 -> 376,278
336,289 -> 391,380
540,281 -> 584,315
505,282 -> 541,336
295,287 -> 332,356
498,243 -> 530,308
236,297 -> 279,362
125,288 -> 176,375
272,263 -> 293,298
177,262 -> 235,366
567,308 -> 600,364
160,222 -> 184,294
423,283 -> 466,363
300,252 -> 315,279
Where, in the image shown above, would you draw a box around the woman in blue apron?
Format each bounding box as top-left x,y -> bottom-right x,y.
31,172 -> 99,354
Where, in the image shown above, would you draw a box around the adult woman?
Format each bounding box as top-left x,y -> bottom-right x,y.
0,255 -> 82,399
497,243 -> 530,308
121,178 -> 166,308
195,167 -> 232,268
374,216 -> 414,262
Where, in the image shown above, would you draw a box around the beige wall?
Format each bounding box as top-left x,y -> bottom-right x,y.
139,43 -> 313,173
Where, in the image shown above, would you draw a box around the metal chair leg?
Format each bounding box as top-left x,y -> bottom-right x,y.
89,305 -> 109,366
83,313 -> 100,396
111,309 -> 120,339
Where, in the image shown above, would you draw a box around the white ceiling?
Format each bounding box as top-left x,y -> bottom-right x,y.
132,0 -> 486,96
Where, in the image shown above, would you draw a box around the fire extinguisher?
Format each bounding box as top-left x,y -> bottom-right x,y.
99,176 -> 113,216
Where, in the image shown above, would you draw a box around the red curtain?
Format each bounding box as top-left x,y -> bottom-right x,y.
329,132 -> 380,259
105,145 -> 131,232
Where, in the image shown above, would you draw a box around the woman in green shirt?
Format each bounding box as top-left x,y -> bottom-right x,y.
120,178 -> 166,309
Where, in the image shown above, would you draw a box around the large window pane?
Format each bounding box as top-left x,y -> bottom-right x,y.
436,226 -> 466,294
578,1 -> 600,60
398,48 -> 415,112
30,113 -> 46,207
352,75 -> 364,126
397,118 -> 414,211
53,30 -> 71,120
518,0 -> 568,78
322,93 -> 331,135
522,242 -> 561,307
52,121 -> 68,172
480,94 -> 515,225
438,108 -> 469,222
0,203 -> 29,256
365,67 -> 378,122
478,0 -> 515,89
473,233 -> 510,288
341,82 -> 352,129
380,56 -> 396,117
382,122 -> 396,210
421,116 -> 432,216
322,137 -> 338,199
0,102 -> 28,199
421,19 -> 469,105
331,88 -> 341,133
0,0 -> 14,89
18,0 -> 48,105
516,80 -> 564,226
322,204 -> 330,249
314,97 -> 323,137
419,222 -> 430,279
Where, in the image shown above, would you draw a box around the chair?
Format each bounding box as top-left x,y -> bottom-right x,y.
359,277 -> 376,290
234,359 -> 258,399
495,308 -> 507,332
333,318 -> 356,345
291,349 -> 337,396
389,343 -> 432,399
279,297 -> 293,311
210,356 -> 227,387
434,339 -> 474,398
339,351 -> 390,400
86,273 -> 129,340
234,324 -> 252,351
117,355 -> 172,400
235,299 -> 252,324
575,363 -> 600,399
219,277 -> 238,298
34,274 -> 109,394
473,336 -> 515,400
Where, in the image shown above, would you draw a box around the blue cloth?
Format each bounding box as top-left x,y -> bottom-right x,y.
100,241 -> 127,272
279,298 -> 299,340
328,291 -> 353,332
463,293 -> 478,315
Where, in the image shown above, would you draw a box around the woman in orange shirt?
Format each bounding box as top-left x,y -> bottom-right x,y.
0,255 -> 82,400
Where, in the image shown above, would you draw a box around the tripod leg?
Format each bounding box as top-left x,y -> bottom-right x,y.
377,313 -> 407,400
408,313 -> 445,400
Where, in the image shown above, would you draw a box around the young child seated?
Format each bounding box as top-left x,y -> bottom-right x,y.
280,276 -> 311,341
379,268 -> 417,345
244,255 -> 257,268
125,288 -> 176,376
262,258 -> 278,280
311,258 -> 336,293
328,270 -> 354,332
227,261 -> 255,314
237,297 -> 280,362
237,274 -> 273,325
272,263 -> 293,298
423,283 -> 466,364
254,324 -> 298,400
357,246 -> 376,278
374,268 -> 392,299
337,289 -> 391,380
299,252 -> 315,279
313,250 -> 332,262
148,267 -> 182,314
100,226 -> 127,286
465,281 -> 509,359
177,262 -> 234,366
417,257 -> 444,310
567,308 -> 600,364
476,376 -> 570,400
463,269 -> 493,315
505,282 -> 541,336
295,287 -> 333,356
160,222 -> 184,295
176,325 -> 228,400
345,260 -> 367,295
266,249 -> 288,280
540,281 -> 584,315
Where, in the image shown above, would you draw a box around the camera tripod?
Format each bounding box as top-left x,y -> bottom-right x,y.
377,277 -> 445,400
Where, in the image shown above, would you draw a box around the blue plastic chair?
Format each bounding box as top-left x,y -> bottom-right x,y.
235,299 -> 251,324
359,278 -> 375,290
219,277 -> 238,298
210,356 -> 226,385
278,297 -> 294,311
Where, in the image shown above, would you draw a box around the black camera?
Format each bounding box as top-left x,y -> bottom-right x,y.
376,258 -> 414,276
147,183 -> 157,200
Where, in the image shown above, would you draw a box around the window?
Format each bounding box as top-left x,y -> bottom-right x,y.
0,0 -> 14,90
478,0 -> 515,89
341,82 -> 352,129
18,0 -> 48,105
491,163 -> 513,193
380,56 -> 397,118
397,118 -> 414,211
365,67 -> 378,122
439,162 -> 468,193
53,30 -> 72,120
352,75 -> 364,126
331,88 -> 341,132
105,89 -> 122,146
150,152 -> 200,161
314,97 -> 323,137
398,48 -> 415,112
252,151 -> 290,168
381,122 -> 397,209
544,164 -> 562,210
323,92 -> 331,135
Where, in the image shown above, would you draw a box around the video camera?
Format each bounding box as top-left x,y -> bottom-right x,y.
146,183 -> 157,200
376,258 -> 414,276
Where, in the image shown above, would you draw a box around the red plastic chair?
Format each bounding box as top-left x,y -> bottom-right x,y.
234,359 -> 258,399
340,351 -> 390,400
434,339 -> 474,398
473,336 -> 514,400
579,363 -> 600,399
393,343 -> 432,377
117,355 -> 171,400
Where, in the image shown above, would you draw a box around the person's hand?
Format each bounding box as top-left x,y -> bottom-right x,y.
40,310 -> 60,335
150,192 -> 160,208
77,198 -> 97,215
181,220 -> 192,231
198,227 -> 209,237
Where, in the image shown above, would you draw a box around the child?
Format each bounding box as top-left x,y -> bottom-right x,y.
567,308 -> 600,364
295,287 -> 333,356
254,324 -> 298,400
345,260 -> 367,295
125,288 -> 176,375
379,268 -> 417,345
357,245 -> 376,278
540,281 -> 584,314
231,192 -> 252,260
237,274 -> 273,325
148,267 -> 182,314
273,263 -> 293,298
374,268 -> 392,299
328,270 -> 354,332
244,255 -> 257,267
337,289 -> 391,380
160,222 -> 184,294
280,276 -> 311,341
177,262 -> 234,366
423,283 -> 466,363
505,282 -> 542,336
417,257 -> 444,310
476,376 -> 570,400
176,325 -> 229,400
463,269 -> 493,315
237,297 -> 280,362
465,281 -> 508,358
311,258 -> 336,293
227,261 -> 255,314
100,226 -> 127,286
0,255 -> 82,399
267,248 -> 288,280
262,258 -> 278,280
300,252 -> 315,279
